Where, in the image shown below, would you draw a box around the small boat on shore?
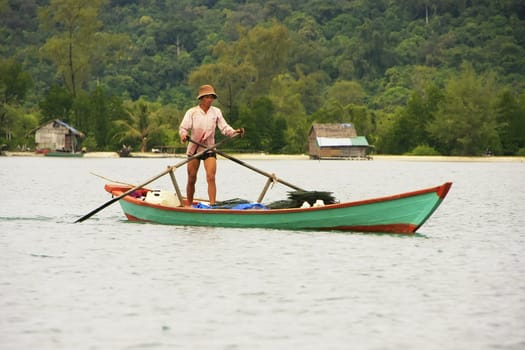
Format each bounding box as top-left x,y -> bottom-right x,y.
104,182 -> 452,234
44,151 -> 84,157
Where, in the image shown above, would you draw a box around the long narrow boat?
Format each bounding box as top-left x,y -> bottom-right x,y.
104,182 -> 452,234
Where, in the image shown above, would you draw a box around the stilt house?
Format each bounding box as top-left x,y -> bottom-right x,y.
35,120 -> 85,153
308,123 -> 371,159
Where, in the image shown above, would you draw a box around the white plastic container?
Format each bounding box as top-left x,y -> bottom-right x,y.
144,190 -> 181,207
313,199 -> 325,207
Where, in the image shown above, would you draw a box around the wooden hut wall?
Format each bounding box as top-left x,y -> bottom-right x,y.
348,146 -> 368,158
318,146 -> 368,158
308,132 -> 319,156
318,147 -> 341,158
35,125 -> 68,150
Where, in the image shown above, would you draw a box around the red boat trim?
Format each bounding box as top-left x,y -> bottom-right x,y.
337,182 -> 452,208
326,223 -> 418,234
125,213 -> 150,222
109,182 -> 453,215
436,182 -> 452,199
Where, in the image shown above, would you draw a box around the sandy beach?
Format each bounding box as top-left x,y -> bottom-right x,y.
371,155 -> 525,162
2,151 -> 524,162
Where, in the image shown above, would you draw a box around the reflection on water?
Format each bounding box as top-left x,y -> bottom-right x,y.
1,157 -> 524,349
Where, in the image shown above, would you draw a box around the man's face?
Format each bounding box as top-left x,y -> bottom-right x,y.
200,95 -> 215,109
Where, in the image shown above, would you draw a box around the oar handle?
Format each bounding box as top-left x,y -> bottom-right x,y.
75,135 -> 238,223
188,138 -> 305,191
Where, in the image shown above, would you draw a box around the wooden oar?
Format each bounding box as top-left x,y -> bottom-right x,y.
188,138 -> 305,191
75,136 -> 237,223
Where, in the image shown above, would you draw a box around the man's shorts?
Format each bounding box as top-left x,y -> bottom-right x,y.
189,151 -> 217,161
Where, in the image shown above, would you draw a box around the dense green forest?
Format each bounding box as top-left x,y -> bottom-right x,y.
1,0 -> 525,155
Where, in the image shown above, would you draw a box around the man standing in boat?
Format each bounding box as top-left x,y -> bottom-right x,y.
179,84 -> 244,206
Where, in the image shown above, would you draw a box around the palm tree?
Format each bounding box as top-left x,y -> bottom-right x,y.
113,100 -> 158,152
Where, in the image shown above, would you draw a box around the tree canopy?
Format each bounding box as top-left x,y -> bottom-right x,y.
1,0 -> 524,155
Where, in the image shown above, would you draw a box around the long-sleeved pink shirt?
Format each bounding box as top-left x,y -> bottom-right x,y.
179,105 -> 237,155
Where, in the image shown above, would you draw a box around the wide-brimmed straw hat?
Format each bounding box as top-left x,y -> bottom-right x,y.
197,84 -> 217,99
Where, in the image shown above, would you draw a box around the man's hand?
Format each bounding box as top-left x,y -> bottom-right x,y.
180,134 -> 188,143
236,128 -> 245,137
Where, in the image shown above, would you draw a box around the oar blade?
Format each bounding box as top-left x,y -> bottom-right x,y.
74,197 -> 119,223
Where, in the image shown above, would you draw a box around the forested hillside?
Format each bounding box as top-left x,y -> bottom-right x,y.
1,0 -> 525,155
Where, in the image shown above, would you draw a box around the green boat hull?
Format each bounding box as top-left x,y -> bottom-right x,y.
45,151 -> 84,157
107,182 -> 452,234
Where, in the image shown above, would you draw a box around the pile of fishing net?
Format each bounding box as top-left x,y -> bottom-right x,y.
212,191 -> 337,210
266,190 -> 337,209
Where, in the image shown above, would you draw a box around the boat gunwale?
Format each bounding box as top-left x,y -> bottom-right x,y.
106,182 -> 453,215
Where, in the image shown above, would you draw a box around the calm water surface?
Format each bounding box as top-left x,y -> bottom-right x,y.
1,156 -> 524,350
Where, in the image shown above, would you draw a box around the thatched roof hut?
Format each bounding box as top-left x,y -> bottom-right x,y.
35,120 -> 85,153
308,123 -> 371,159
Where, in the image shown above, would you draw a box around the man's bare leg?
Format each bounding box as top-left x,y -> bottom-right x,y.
186,158 -> 200,206
203,157 -> 217,205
